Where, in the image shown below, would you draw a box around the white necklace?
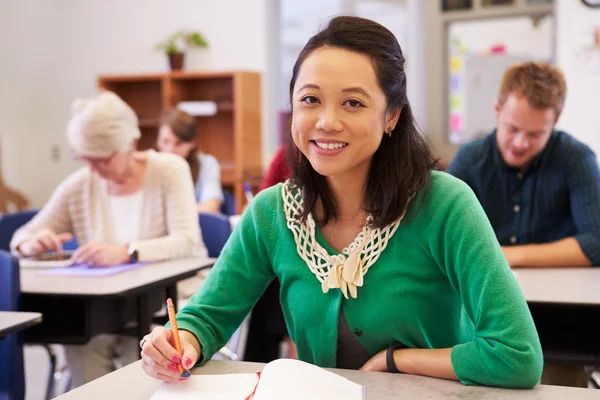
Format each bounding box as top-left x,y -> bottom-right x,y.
282,180 -> 411,299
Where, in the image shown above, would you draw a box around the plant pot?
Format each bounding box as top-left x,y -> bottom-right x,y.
168,53 -> 184,71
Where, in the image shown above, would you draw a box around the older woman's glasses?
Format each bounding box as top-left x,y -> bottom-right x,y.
72,152 -> 118,167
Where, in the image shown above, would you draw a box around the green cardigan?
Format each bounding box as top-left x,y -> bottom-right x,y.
176,171 -> 543,388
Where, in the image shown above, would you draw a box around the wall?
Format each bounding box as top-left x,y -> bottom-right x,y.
278,0 -> 423,125
0,0 -> 271,207
555,0 -> 600,155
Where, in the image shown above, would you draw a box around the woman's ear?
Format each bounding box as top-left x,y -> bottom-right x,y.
385,107 -> 402,132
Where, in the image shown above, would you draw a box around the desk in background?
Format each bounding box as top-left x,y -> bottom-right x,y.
0,311 -> 42,339
54,359 -> 599,400
20,257 -> 214,345
516,268 -> 600,366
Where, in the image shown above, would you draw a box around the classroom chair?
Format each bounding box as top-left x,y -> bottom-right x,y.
0,210 -> 37,252
0,211 -> 75,399
199,212 -> 232,258
0,250 -> 25,400
0,210 -> 78,252
220,191 -> 236,216
196,212 -> 249,361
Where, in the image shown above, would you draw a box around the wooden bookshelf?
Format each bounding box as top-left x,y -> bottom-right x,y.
97,71 -> 263,213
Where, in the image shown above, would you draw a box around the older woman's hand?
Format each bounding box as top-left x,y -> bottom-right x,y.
71,243 -> 129,266
17,228 -> 73,257
140,326 -> 201,382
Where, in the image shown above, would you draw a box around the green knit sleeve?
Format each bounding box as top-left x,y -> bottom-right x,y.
427,172 -> 543,388
173,185 -> 279,365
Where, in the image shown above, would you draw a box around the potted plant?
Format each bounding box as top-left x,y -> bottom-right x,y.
154,30 -> 209,71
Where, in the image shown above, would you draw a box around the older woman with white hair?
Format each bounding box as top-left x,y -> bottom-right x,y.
11,90 -> 207,387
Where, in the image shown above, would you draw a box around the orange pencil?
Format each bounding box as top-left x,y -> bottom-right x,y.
166,298 -> 189,377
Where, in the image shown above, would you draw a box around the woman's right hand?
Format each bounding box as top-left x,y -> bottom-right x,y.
17,228 -> 73,257
141,326 -> 201,382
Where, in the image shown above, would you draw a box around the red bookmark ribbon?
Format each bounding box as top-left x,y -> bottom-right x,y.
244,372 -> 262,400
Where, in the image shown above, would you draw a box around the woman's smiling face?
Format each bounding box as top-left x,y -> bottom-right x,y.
291,47 -> 398,179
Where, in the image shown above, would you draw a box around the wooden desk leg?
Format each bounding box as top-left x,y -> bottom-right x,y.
136,293 -> 152,359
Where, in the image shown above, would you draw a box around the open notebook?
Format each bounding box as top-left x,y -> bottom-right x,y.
150,358 -> 365,400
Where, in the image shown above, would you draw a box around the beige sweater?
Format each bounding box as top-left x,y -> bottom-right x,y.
11,150 -> 207,262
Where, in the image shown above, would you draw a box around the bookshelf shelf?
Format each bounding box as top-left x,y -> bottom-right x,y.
98,71 -> 262,213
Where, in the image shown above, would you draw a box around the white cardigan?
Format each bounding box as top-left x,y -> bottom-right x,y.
11,150 -> 207,262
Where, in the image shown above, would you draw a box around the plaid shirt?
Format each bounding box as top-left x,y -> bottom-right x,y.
447,130 -> 600,265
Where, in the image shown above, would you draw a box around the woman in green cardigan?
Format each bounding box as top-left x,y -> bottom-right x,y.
140,16 -> 543,388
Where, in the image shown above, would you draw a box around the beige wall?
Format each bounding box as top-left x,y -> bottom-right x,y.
0,0 -> 273,207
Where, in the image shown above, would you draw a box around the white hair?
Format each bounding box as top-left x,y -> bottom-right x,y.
67,91 -> 141,158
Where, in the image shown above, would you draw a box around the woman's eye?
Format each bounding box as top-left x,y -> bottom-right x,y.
301,96 -> 319,104
345,99 -> 364,108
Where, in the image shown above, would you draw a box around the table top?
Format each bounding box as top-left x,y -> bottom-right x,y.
515,268 -> 600,305
0,311 -> 42,338
20,257 -> 214,296
54,360 -> 599,400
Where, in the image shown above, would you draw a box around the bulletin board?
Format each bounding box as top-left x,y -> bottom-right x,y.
449,53 -> 532,144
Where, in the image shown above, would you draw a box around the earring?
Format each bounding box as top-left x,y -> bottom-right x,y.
385,127 -> 392,137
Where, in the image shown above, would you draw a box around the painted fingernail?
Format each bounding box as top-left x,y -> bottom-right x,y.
173,356 -> 182,364
168,364 -> 178,372
184,358 -> 192,367
180,370 -> 191,378
179,377 -> 188,381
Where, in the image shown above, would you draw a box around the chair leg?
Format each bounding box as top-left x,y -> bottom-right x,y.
44,345 -> 57,400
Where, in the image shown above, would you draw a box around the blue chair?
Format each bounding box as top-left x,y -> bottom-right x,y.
198,213 -> 232,258
220,191 -> 236,216
0,210 -> 37,252
0,250 -> 25,400
196,213 -> 248,361
0,210 -> 78,252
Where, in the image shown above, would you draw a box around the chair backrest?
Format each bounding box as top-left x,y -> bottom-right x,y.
0,210 -> 37,252
220,191 -> 236,216
199,213 -> 232,258
0,210 -> 78,252
0,250 -> 25,400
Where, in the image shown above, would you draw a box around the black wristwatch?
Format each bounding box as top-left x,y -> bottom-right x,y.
128,245 -> 139,263
386,343 -> 405,373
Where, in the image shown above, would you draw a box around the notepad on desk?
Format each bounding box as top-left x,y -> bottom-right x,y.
19,251 -> 75,269
41,262 -> 147,276
150,358 -> 365,400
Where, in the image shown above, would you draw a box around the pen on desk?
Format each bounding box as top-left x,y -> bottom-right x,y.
243,182 -> 254,203
166,298 -> 190,378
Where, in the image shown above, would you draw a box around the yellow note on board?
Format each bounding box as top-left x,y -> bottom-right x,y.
450,56 -> 463,73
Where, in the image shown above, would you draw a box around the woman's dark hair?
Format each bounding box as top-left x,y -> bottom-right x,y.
286,15 -> 438,228
160,108 -> 200,182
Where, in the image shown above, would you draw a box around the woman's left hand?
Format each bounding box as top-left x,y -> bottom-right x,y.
359,348 -> 389,372
72,243 -> 129,267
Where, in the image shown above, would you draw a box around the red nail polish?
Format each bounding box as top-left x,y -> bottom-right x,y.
184,357 -> 192,367
168,364 -> 178,372
173,356 -> 182,364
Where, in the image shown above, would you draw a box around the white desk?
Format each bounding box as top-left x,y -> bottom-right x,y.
54,360 -> 599,400
515,268 -> 600,305
514,268 -> 600,366
20,257 -> 215,345
21,257 -> 215,296
0,311 -> 42,339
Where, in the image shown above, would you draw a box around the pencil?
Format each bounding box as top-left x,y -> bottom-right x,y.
166,298 -> 189,377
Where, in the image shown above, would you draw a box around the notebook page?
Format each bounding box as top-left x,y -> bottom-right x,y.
254,359 -> 364,400
149,373 -> 259,400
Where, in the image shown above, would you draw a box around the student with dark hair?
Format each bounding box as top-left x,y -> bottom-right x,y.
157,108 -> 224,213
140,16 -> 543,388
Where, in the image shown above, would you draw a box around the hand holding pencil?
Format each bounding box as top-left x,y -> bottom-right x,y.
140,298 -> 202,382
